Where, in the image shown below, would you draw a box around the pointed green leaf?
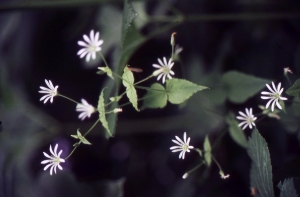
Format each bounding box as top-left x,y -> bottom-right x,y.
121,0 -> 136,47
286,79 -> 300,97
226,112 -> 248,148
117,0 -> 145,85
80,137 -> 92,145
97,88 -> 112,137
142,83 -> 167,109
203,135 -> 212,166
122,66 -> 139,111
71,135 -> 78,139
278,178 -> 298,197
222,71 -> 271,103
247,128 -> 274,197
166,78 -> 208,104
77,129 -> 82,137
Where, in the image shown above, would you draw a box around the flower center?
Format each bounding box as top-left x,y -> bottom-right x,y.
274,93 -> 280,99
183,144 -> 189,151
163,67 -> 170,74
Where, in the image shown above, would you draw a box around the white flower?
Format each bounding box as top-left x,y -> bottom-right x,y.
284,67 -> 293,75
76,99 -> 95,120
170,132 -> 194,159
39,79 -> 58,104
221,174 -> 230,179
236,108 -> 257,130
77,30 -> 103,62
152,57 -> 175,84
261,82 -> 288,111
182,173 -> 189,179
41,144 -> 65,175
174,44 -> 183,56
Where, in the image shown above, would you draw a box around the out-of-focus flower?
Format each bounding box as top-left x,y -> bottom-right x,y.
39,79 -> 58,104
284,67 -> 293,75
182,173 -> 189,179
76,99 -> 95,120
77,30 -> 103,62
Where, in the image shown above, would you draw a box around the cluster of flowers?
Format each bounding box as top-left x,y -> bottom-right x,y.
39,30 -> 178,175
236,82 -> 288,130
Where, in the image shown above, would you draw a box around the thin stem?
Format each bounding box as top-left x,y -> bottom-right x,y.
64,119 -> 100,160
212,155 -> 222,172
64,146 -> 78,160
211,126 -> 228,150
58,94 -> 78,104
98,52 -> 109,68
285,74 -> 292,86
186,161 -> 205,174
171,44 -> 175,60
83,119 -> 100,137
134,75 -> 154,86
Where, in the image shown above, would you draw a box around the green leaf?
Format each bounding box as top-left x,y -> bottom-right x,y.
97,88 -> 112,138
122,66 -> 139,111
222,71 -> 271,103
121,0 -> 136,47
98,67 -> 114,79
166,78 -> 208,104
203,135 -> 212,166
141,83 -> 167,109
247,128 -> 274,197
278,178 -> 298,197
286,79 -> 300,97
226,112 -> 248,148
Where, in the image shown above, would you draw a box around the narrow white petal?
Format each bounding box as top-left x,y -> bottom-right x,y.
44,163 -> 53,171
266,84 -> 275,93
175,136 -> 185,145
276,100 -> 282,110
242,124 -> 248,130
271,100 -> 276,112
265,98 -> 275,109
280,97 -> 288,100
163,57 -> 168,66
261,91 -> 272,95
152,64 -> 162,68
158,58 -> 164,66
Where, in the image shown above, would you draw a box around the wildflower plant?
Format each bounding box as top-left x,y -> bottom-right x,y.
34,0 -> 300,196
38,0 -> 208,176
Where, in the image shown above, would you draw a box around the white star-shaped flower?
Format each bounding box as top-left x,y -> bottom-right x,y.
39,79 -> 58,104
76,99 -> 95,120
170,132 -> 194,159
261,82 -> 288,111
236,108 -> 257,130
41,144 -> 65,175
152,57 -> 175,84
77,30 -> 103,62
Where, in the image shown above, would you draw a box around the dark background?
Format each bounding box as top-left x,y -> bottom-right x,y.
0,0 -> 300,196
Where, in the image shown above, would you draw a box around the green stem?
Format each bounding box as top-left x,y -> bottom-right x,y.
64,146 -> 78,160
64,119 -> 100,160
98,52 -> 109,68
83,119 -> 100,137
134,75 -> 154,86
186,161 -> 205,174
212,155 -> 222,171
285,74 -> 292,86
58,94 -> 78,104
